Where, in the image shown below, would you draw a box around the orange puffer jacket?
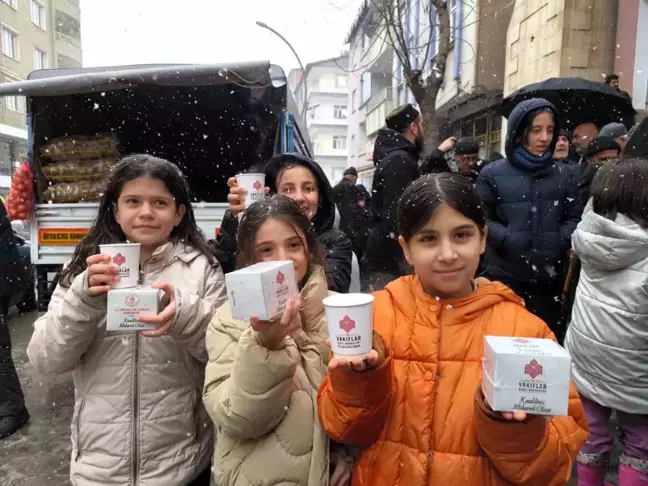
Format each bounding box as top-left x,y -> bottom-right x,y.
318,276 -> 588,486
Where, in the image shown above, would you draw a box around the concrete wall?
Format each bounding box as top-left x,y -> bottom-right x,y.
476,0 -> 514,92
631,0 -> 648,109
505,0 -> 618,95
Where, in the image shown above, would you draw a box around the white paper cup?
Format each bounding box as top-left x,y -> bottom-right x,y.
236,173 -> 266,209
99,243 -> 141,289
323,293 -> 374,360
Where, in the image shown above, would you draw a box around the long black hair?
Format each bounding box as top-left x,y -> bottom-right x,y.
397,173 -> 486,241
236,195 -> 324,269
60,154 -> 218,286
591,157 -> 648,227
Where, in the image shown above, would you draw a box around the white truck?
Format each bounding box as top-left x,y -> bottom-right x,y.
0,62 -> 312,310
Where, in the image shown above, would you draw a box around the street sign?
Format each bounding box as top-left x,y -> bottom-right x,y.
38,228 -> 88,246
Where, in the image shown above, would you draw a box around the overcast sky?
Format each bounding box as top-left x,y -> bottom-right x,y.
80,0 -> 361,75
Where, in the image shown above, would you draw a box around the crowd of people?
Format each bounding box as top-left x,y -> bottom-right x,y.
0,91 -> 646,486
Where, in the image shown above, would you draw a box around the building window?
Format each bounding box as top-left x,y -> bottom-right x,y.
360,72 -> 372,104
351,134 -> 356,154
449,0 -> 458,37
396,84 -> 404,106
33,47 -> 46,69
1,0 -> 17,9
1,27 -> 18,59
333,136 -> 347,151
351,89 -> 357,112
4,77 -> 25,113
336,76 -> 347,89
333,105 -> 347,120
31,1 -> 46,30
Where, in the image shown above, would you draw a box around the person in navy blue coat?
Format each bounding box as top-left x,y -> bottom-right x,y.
476,98 -> 580,342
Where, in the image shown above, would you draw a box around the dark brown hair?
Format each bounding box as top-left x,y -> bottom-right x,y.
591,157 -> 648,227
236,195 -> 324,268
398,173 -> 486,241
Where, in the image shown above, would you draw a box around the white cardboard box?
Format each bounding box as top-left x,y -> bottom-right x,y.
107,286 -> 162,331
225,261 -> 298,321
482,336 -> 572,416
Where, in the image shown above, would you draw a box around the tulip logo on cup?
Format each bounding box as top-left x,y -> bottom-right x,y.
253,180 -> 262,191
339,315 -> 355,334
99,243 -> 141,289
323,294 -> 374,360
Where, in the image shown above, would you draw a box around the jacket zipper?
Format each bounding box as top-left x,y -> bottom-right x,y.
132,333 -> 140,485
75,398 -> 86,461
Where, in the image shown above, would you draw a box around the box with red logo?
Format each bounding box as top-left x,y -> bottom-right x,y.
482,336 -> 572,416
107,286 -> 163,331
225,261 -> 298,321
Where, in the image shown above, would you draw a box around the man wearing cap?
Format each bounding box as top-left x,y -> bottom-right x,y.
333,167 -> 372,261
599,122 -> 628,150
577,136 -> 622,209
422,137 -> 489,183
362,103 -> 425,290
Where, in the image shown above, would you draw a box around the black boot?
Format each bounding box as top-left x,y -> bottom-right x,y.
0,408 -> 29,439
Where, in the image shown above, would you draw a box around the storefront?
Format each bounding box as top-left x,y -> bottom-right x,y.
440,92 -> 504,158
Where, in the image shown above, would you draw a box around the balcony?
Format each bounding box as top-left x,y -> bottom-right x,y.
365,88 -> 394,136
55,31 -> 81,49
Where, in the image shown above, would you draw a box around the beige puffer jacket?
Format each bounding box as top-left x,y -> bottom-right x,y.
203,265 -> 333,486
28,242 -> 227,486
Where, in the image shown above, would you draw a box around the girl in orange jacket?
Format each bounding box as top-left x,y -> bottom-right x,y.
317,173 -> 588,486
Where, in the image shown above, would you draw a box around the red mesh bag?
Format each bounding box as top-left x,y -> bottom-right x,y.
6,162 -> 34,221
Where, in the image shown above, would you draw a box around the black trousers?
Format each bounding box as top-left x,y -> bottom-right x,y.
0,311 -> 26,416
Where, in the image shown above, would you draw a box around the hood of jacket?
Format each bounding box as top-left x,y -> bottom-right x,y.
505,98 -> 560,170
264,153 -> 336,234
573,201 -> 648,271
385,275 -> 526,324
373,128 -> 420,167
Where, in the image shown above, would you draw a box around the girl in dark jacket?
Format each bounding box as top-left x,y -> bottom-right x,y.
476,98 -> 580,342
219,153 -> 352,293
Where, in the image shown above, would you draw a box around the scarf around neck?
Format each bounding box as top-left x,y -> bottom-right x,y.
511,145 -> 554,172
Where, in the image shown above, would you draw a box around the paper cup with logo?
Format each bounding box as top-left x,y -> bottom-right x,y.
323,293 -> 374,360
236,173 -> 266,213
99,243 -> 141,289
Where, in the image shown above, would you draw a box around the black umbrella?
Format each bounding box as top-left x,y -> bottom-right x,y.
501,77 -> 636,130
622,116 -> 648,158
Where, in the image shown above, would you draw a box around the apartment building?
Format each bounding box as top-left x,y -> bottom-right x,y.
289,54 -> 349,185
0,0 -> 82,182
346,0 -> 513,182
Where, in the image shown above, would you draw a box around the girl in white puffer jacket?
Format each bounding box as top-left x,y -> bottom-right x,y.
565,158 -> 648,486
28,155 -> 226,486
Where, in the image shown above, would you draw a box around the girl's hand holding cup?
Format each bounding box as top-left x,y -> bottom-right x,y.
250,295 -> 302,350
86,254 -> 119,296
327,331 -> 386,372
227,176 -> 270,216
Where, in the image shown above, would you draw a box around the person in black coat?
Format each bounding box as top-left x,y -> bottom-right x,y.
361,103 -> 424,290
332,167 -> 371,262
219,153 -> 352,293
476,98 -> 581,342
0,199 -> 29,439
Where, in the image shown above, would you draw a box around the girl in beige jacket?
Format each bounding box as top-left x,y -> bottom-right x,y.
203,195 -> 353,486
28,155 -> 227,486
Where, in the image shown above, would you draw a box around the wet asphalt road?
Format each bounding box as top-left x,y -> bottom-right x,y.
0,309 -> 620,485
